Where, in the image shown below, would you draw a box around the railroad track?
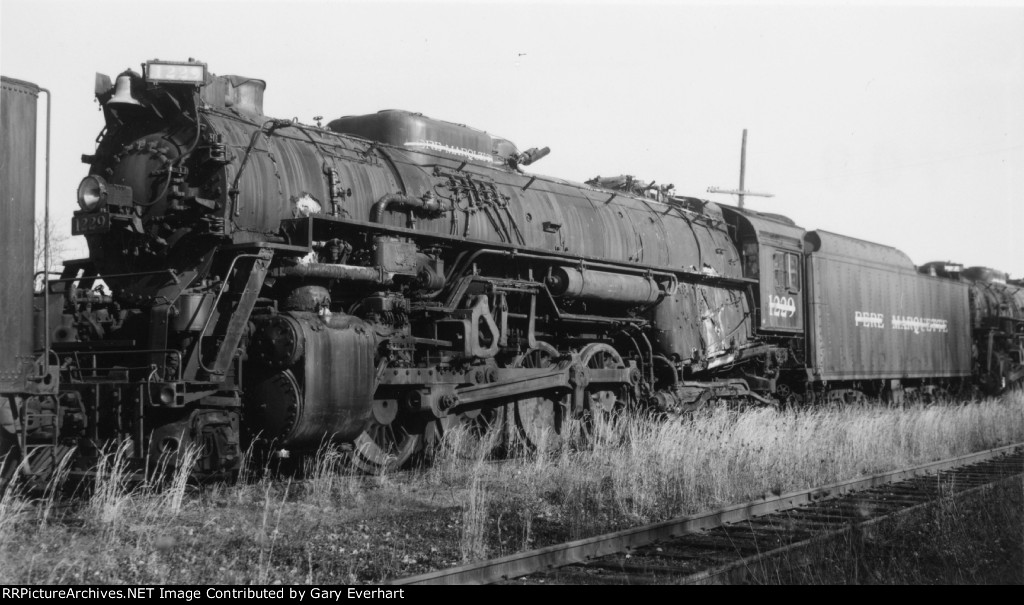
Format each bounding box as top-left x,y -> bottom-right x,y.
391,443 -> 1024,585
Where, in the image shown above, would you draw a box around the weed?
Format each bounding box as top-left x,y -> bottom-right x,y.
88,441 -> 134,529
460,464 -> 489,562
0,394 -> 1020,583
160,444 -> 200,516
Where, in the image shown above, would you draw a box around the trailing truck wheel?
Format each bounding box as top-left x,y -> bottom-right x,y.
775,383 -> 804,408
923,386 -> 952,405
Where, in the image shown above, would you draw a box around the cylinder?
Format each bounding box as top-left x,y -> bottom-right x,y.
244,311 -> 377,447
249,314 -> 305,369
545,267 -> 661,305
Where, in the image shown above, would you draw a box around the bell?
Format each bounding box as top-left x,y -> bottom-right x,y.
107,70 -> 141,107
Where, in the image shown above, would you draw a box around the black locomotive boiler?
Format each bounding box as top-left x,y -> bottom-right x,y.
2,59 -> 1022,483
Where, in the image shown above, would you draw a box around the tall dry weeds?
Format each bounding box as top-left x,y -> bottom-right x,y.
1,392 -> 1019,583
88,441 -> 134,528
472,394 -> 1024,541
160,444 -> 200,516
302,443 -> 367,507
459,461 -> 490,562
39,447 -> 77,524
256,479 -> 291,584
0,476 -> 29,550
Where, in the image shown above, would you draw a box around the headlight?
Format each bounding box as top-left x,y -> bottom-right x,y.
77,175 -> 107,211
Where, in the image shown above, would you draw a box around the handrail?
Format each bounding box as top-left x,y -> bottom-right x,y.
194,253 -> 263,373
65,349 -> 183,382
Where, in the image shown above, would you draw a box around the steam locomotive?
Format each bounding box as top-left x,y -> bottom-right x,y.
2,60 -> 1022,484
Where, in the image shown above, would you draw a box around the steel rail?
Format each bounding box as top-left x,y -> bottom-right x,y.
676,472 -> 1022,585
390,442 -> 1024,585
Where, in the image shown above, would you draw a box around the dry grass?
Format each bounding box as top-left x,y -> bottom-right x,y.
87,441 -> 135,528
0,392 -> 1021,583
440,393 -> 1024,559
459,463 -> 490,562
0,479 -> 30,550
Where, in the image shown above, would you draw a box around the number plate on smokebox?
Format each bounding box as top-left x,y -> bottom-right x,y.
71,211 -> 111,235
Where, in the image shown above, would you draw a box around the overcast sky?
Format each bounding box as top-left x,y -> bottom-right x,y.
3,0 -> 1022,277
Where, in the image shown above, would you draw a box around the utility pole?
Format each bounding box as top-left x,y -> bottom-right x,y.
707,128 -> 773,209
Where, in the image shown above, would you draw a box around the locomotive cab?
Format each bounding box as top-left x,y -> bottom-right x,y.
721,206 -> 806,334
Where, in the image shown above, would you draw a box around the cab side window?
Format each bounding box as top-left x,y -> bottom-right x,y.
787,252 -> 801,291
773,251 -> 802,292
742,241 -> 759,278
773,252 -> 785,287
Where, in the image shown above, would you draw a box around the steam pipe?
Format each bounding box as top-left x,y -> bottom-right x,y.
445,247 -> 680,292
272,262 -> 390,285
545,266 -> 663,306
652,355 -> 680,386
230,118 -> 295,216
370,193 -> 443,225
